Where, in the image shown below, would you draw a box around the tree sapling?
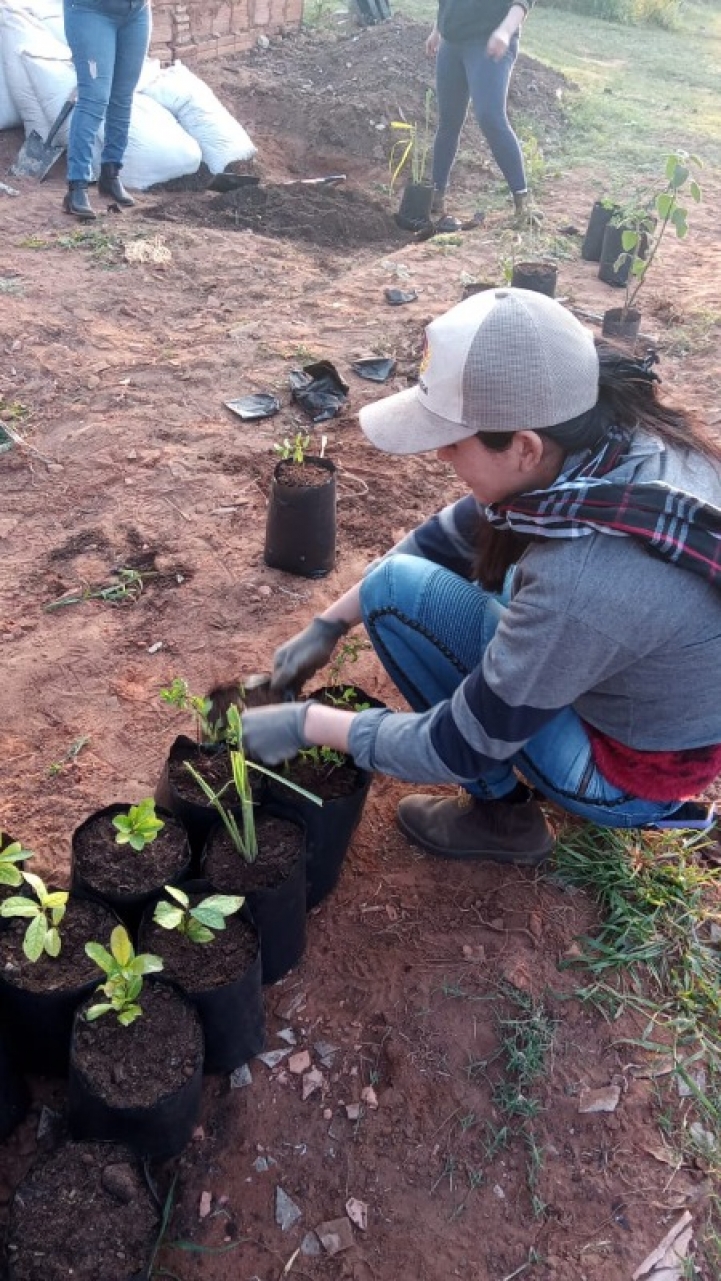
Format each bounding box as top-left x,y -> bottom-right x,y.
84,925 -> 163,1026
152,886 -> 244,945
0,836 -> 34,888
112,798 -> 165,852
0,872 -> 68,961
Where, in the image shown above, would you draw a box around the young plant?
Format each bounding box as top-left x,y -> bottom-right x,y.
298,745 -> 347,773
328,635 -> 372,686
85,925 -> 163,1026
0,836 -> 34,888
614,150 -> 702,319
389,88 -> 434,193
159,676 -> 226,744
112,798 -> 165,852
153,885 -> 244,944
324,686 -> 371,712
274,431 -> 310,465
0,872 -> 68,961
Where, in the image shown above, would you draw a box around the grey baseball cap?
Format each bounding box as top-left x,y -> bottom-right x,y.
359,288 -> 600,454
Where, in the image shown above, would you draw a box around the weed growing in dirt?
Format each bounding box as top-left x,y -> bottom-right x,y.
48,734 -> 91,777
553,823 -> 721,1267
0,396 -> 29,424
0,872 -> 68,961
19,227 -> 123,267
45,566 -> 151,611
328,635 -> 372,685
159,676 -> 226,744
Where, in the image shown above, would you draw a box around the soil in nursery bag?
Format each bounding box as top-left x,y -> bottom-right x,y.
0,895 -> 118,1074
140,900 -> 265,1071
71,805 -> 190,915
156,735 -> 262,863
204,812 -> 306,984
70,982 -> 203,1158
6,1141 -> 158,1281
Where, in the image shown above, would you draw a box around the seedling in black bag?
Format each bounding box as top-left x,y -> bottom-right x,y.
0,872 -> 68,961
159,676 -> 228,744
84,925 -> 163,1026
153,886 -> 244,945
112,798 -> 165,852
274,431 -> 310,465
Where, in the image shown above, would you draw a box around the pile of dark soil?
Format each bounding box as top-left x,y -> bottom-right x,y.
145,180 -> 408,249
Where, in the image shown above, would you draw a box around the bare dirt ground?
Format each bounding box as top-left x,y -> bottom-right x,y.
1,15 -> 720,1280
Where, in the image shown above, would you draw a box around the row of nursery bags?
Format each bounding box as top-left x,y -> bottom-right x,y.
0,0 -> 256,187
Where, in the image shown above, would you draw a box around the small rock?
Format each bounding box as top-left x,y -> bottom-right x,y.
345,1197 -> 368,1230
230,1064 -> 252,1088
289,1050 -> 311,1075
253,1156 -> 272,1173
709,923 -> 721,945
193,1126 -> 205,1142
199,1190 -> 212,1219
316,1216 -> 355,1255
578,1085 -> 621,1114
314,1040 -> 338,1068
257,1049 -> 291,1069
361,1085 -> 378,1110
493,1183 -> 505,1200
86,374 -> 100,390
275,1186 -> 302,1230
36,1106 -> 63,1142
323,1107 -> 333,1120
302,1067 -> 324,1101
147,641 -> 163,654
101,1164 -> 137,1205
677,1068 -> 706,1098
461,943 -> 485,961
277,1028 -> 297,1045
689,1122 -> 716,1153
345,1103 -> 362,1121
563,941 -> 584,960
257,585 -> 272,597
301,1231 -> 322,1256
256,33 -> 270,49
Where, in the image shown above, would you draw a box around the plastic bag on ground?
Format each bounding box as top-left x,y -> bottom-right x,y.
141,61 -> 255,174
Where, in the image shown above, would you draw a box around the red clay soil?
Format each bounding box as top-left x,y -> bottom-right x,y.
1,14 -> 720,1281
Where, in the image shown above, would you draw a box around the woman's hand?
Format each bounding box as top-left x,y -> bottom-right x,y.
271,616 -> 349,695
486,26 -> 510,59
241,703 -> 312,765
426,25 -> 441,58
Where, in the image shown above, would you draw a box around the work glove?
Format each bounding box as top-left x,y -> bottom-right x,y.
241,702 -> 314,766
271,615 -> 349,695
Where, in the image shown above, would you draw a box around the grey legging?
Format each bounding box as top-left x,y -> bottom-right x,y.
431,33 -> 526,197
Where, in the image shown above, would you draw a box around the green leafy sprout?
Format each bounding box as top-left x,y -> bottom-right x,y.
298,745 -> 347,773
613,149 -> 702,318
0,871 -> 68,961
153,885 -> 244,945
85,924 -> 163,1026
274,431 -> 310,465
328,635 -> 372,685
0,835 -> 34,888
325,685 -> 371,712
159,676 -> 226,744
184,704 -> 322,863
389,88 -> 434,193
112,798 -> 165,852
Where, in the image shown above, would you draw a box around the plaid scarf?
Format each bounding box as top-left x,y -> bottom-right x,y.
486,427 -> 721,590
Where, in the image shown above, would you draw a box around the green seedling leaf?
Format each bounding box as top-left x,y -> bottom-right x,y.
191,905 -> 227,931
24,914 -> 48,962
0,896 -> 38,918
164,885 -> 189,908
86,925 -> 163,1024
153,901 -> 185,930
85,1002 -> 113,1021
621,230 -> 639,252
45,927 -> 61,958
196,894 -> 244,918
118,1005 -> 142,1027
113,798 -> 164,851
670,164 -> 689,190
111,925 -> 133,967
655,192 -> 674,220
0,839 -> 34,888
689,181 -> 701,204
130,954 -> 163,976
85,941 -> 114,972
187,920 -> 214,944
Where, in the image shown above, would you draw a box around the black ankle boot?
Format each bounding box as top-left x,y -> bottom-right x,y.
98,162 -> 134,207
63,182 -> 97,220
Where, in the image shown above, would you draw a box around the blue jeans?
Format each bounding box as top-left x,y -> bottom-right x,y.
360,554 -> 687,830
63,0 -> 151,182
432,35 -> 526,197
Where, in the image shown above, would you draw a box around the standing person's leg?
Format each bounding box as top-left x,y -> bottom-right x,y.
463,36 -> 529,214
430,39 -> 470,218
62,0 -> 119,217
99,0 -> 151,206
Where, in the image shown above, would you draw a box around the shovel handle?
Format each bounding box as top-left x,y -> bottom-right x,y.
46,98 -> 75,148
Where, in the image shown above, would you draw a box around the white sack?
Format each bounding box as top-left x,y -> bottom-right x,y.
0,9 -> 23,130
0,7 -> 70,136
22,48 -> 75,144
115,93 -> 202,190
14,0 -> 67,45
141,61 -> 255,174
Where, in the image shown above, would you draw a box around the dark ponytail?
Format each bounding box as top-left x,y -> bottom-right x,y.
474,341 -> 721,588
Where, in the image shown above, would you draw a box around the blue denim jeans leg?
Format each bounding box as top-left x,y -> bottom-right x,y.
360,553 -> 683,828
432,35 -> 526,196
63,0 -> 151,182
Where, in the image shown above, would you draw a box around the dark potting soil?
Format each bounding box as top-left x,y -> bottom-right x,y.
6,1142 -> 158,1281
72,982 -> 202,1108
140,899 -> 258,991
204,813 -> 303,895
167,742 -> 235,804
276,459 -> 334,489
0,896 -> 116,994
282,751 -> 365,801
73,810 -> 188,896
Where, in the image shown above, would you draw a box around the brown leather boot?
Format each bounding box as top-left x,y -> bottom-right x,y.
396,787 -> 554,865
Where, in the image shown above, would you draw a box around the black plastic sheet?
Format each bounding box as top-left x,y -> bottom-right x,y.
289,361 -> 349,423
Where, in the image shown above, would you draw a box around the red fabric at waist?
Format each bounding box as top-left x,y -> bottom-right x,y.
585,723 -> 721,802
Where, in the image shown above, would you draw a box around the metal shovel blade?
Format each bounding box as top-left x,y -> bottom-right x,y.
10,99 -> 75,181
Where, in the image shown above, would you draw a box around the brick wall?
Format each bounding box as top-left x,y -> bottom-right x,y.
150,0 -> 304,64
